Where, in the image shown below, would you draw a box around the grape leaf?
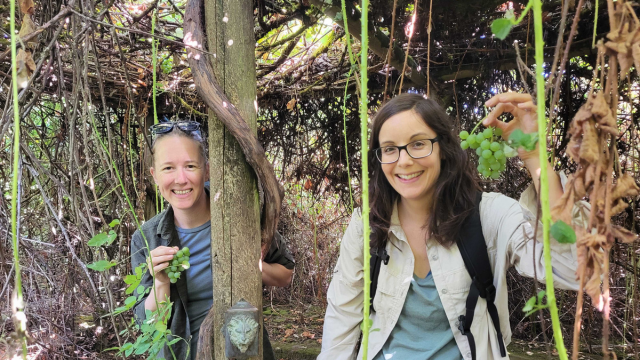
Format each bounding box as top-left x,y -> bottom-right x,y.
522,296 -> 536,313
551,220 -> 577,244
491,18 -> 513,40
109,219 -> 120,228
87,260 -> 116,271
88,230 -> 117,247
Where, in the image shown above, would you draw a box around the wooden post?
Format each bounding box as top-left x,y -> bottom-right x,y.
200,0 -> 262,359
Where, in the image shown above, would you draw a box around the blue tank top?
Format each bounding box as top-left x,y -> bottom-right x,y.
373,272 -> 463,360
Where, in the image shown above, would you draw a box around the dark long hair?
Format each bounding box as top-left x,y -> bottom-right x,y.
369,94 -> 480,250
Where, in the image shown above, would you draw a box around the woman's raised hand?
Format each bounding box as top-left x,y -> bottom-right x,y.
483,93 -> 538,144
147,246 -> 178,285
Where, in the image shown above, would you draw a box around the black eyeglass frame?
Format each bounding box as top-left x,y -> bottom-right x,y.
373,136 -> 441,164
149,121 -> 202,138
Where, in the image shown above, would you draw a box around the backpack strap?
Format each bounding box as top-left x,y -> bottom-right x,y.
369,246 -> 389,313
456,192 -> 507,360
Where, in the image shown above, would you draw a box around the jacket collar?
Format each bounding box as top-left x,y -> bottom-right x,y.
388,201 -> 407,243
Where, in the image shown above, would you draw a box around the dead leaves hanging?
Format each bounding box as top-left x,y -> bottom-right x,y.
16,49 -> 36,89
603,1 -> 640,78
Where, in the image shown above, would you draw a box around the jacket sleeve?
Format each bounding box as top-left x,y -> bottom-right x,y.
131,229 -> 153,326
489,172 -> 590,291
319,210 -> 365,360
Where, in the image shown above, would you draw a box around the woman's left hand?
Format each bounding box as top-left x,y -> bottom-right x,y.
483,92 -> 538,158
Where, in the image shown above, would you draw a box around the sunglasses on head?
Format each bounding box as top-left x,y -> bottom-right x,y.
149,121 -> 201,138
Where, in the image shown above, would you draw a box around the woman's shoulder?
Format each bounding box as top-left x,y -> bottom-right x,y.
479,192 -> 523,223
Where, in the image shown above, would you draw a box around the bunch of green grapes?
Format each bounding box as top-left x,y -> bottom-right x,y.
459,127 -> 517,179
164,247 -> 191,283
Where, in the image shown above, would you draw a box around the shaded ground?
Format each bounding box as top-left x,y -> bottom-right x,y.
264,302 -> 632,360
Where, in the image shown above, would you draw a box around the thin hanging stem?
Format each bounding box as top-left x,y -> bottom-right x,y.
360,0 -> 372,358
532,0 -> 568,358
398,0 -> 419,94
343,68 -> 354,213
9,0 -> 27,356
152,9 -> 163,213
382,0 -> 398,102
426,0 -> 433,97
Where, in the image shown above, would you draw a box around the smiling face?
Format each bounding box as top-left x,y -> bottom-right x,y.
150,135 -> 209,215
378,110 -> 441,205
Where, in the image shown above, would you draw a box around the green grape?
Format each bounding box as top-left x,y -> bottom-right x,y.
498,157 -> 507,165
476,132 -> 485,142
480,140 -> 491,150
459,131 -> 469,140
483,128 -> 493,138
489,159 -> 500,168
481,169 -> 491,178
170,278 -> 177,284
176,250 -> 184,258
479,157 -> 489,166
495,128 -> 503,136
461,141 -> 469,150
500,163 -> 507,171
467,134 -> 477,145
490,171 -> 501,179
477,164 -> 486,173
183,247 -> 190,256
490,142 -> 501,152
182,261 -> 191,270
482,149 -> 492,159
170,266 -> 177,272
172,259 -> 179,266
494,150 -> 504,160
470,141 -> 480,149
476,147 -> 483,156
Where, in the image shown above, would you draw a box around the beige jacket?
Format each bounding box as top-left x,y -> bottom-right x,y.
319,179 -> 589,360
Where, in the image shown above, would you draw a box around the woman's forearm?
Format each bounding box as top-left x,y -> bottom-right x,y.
522,150 -> 563,210
144,281 -> 170,312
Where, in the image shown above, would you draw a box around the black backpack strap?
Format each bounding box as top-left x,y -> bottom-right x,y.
369,246 -> 389,313
456,192 -> 507,360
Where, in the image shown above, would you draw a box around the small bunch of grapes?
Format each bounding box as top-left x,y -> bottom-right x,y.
459,127 -> 517,179
164,247 -> 191,283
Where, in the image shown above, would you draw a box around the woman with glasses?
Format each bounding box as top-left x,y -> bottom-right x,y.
130,120 -> 295,360
319,93 -> 587,360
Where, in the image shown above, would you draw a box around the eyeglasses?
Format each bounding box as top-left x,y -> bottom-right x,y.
373,136 -> 440,164
149,121 -> 202,139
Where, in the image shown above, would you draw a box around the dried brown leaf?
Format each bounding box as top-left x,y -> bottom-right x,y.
16,49 -> 35,89
19,0 -> 35,15
610,225 -> 638,243
610,199 -> 628,217
633,43 -> 640,77
284,329 -> 295,338
579,120 -> 599,164
573,172 -> 587,199
286,98 -> 297,110
590,93 -> 610,118
566,137 -> 581,163
585,264 -> 603,311
611,174 -> 639,200
18,15 -> 38,47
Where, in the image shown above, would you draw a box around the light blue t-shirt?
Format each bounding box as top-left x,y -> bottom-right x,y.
176,221 -> 213,360
373,272 -> 463,360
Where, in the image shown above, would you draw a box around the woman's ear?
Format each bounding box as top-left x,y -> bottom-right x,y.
150,167 -> 157,184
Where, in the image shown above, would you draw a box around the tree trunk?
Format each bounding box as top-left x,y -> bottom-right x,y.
198,0 -> 263,359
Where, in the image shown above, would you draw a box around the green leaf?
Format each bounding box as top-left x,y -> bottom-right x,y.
551,220 -> 577,244
87,230 -> 117,247
505,9 -> 516,21
522,296 -> 536,313
168,338 -> 181,345
509,129 -> 525,145
124,274 -> 137,284
125,296 -> 137,306
155,320 -> 167,333
359,318 -> 373,331
334,12 -> 343,22
87,260 -> 116,271
109,219 -> 120,227
502,144 -> 518,158
537,290 -> 546,303
491,18 -> 513,40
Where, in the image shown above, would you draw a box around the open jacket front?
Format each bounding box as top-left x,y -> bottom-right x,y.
319,176 -> 589,360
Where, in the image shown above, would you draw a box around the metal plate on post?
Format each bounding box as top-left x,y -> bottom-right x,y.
223,298 -> 260,359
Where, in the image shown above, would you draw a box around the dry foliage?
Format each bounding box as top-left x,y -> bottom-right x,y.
550,1 -> 640,358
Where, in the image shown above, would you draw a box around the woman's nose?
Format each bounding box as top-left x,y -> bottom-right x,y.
397,148 -> 414,166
